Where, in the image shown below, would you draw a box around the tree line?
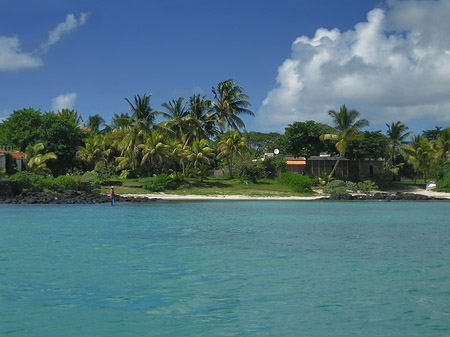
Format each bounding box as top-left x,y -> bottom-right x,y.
0,79 -> 254,179
1,81 -> 450,186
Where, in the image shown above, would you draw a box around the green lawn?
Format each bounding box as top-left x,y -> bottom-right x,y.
381,178 -> 426,191
103,176 -> 313,197
102,176 -> 430,197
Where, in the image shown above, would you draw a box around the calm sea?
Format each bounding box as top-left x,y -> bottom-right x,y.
1,201 -> 450,336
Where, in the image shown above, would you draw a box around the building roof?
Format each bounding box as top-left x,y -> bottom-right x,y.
0,150 -> 25,160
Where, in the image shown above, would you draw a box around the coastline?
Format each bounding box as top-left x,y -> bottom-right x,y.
121,193 -> 325,201
2,188 -> 450,204
122,189 -> 450,201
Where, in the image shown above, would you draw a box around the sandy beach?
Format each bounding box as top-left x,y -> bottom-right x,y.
122,192 -> 326,201
122,189 -> 450,201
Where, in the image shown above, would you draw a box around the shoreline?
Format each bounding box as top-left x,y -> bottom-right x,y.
121,193 -> 326,201
2,188 -> 450,204
122,189 -> 450,201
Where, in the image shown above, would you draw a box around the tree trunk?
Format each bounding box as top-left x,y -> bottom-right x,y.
329,157 -> 341,177
227,155 -> 233,178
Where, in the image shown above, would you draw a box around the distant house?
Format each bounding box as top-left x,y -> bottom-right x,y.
284,154 -> 384,179
0,149 -> 25,172
307,156 -> 384,180
285,157 -> 307,174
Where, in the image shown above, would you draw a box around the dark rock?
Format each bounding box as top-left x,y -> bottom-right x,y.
78,182 -> 92,193
321,191 -> 448,202
0,181 -> 22,197
0,190 -> 160,204
329,192 -> 354,200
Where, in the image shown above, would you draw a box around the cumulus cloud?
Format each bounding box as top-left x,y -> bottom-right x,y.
256,0 -> 450,131
0,12 -> 88,71
52,93 -> 77,111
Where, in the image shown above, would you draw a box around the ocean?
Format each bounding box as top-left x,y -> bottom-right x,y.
1,201 -> 450,336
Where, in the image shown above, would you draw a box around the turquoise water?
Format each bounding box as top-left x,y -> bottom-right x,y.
1,201 -> 450,336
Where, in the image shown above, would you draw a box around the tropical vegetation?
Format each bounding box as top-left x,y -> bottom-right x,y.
2,79 -> 450,194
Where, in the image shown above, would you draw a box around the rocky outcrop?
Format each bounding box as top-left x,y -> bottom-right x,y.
0,190 -> 160,204
0,181 -> 21,197
328,191 -> 447,201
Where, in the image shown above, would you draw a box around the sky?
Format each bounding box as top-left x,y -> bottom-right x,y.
1,0 -> 450,135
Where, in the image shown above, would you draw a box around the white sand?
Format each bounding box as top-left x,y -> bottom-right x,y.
122,192 -> 325,201
122,189 -> 450,201
405,189 -> 450,199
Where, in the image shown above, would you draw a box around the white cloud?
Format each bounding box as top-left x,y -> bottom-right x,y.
40,12 -> 89,53
0,36 -> 43,71
256,0 -> 450,131
52,93 -> 77,111
0,12 -> 88,71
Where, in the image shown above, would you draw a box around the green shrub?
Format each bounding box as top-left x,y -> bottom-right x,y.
323,180 -> 358,196
47,175 -> 78,191
281,172 -> 313,193
238,162 -> 262,183
140,177 -> 163,192
436,175 -> 450,192
8,171 -> 51,191
308,175 -> 320,186
262,156 -> 286,178
155,173 -> 172,188
29,174 -> 47,192
119,169 -> 130,179
8,171 -> 32,189
96,163 -> 116,180
139,174 -> 175,192
436,162 -> 450,192
80,171 -> 101,190
358,180 -> 379,194
436,163 -> 450,191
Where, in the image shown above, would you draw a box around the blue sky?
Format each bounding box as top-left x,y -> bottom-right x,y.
1,0 -> 450,135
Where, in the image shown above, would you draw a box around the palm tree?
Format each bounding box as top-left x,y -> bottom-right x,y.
160,97 -> 190,144
116,128 -> 141,173
386,121 -> 412,171
139,131 -> 168,176
403,135 -> 433,183
187,138 -> 215,182
125,93 -> 161,136
217,130 -> 248,178
187,138 -> 215,168
117,93 -> 164,175
209,79 -> 253,134
25,143 -> 57,174
187,94 -> 218,140
433,127 -> 450,162
103,113 -> 133,132
320,104 -> 369,177
166,138 -> 188,177
57,108 -> 85,128
76,134 -> 110,170
86,114 -> 105,134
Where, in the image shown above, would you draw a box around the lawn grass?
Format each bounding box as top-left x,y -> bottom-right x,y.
100,175 -> 432,197
102,175 -> 313,197
381,178 -> 426,191
166,176 -> 307,197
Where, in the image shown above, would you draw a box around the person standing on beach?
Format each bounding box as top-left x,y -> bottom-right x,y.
110,186 -> 115,206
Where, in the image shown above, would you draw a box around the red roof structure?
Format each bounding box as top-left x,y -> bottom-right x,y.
0,150 -> 25,160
